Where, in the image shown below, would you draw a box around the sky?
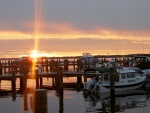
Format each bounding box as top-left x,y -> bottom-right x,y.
0,0 -> 150,58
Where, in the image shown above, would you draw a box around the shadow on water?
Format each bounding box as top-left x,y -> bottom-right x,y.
83,89 -> 150,113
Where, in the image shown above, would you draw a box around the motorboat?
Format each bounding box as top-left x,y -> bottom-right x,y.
132,55 -> 150,74
79,52 -> 98,69
83,66 -> 146,94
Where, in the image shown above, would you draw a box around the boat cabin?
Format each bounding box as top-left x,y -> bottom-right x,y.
101,67 -> 139,83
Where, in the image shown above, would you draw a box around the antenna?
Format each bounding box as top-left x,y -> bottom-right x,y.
142,36 -> 144,55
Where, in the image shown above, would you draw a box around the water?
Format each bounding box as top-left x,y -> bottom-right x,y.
0,89 -> 150,113
0,78 -> 150,113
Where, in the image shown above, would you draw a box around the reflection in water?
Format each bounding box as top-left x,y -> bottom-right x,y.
55,90 -> 64,113
84,89 -> 150,113
0,78 -> 150,113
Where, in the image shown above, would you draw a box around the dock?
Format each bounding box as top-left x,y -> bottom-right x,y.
0,54 -> 150,93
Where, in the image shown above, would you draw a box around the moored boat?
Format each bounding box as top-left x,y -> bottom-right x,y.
83,66 -> 146,94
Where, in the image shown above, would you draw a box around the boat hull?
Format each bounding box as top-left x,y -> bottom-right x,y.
84,76 -> 146,94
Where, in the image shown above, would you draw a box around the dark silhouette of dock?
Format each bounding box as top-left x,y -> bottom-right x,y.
0,54 -> 150,93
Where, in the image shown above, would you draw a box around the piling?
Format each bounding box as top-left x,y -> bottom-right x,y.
59,90 -> 64,113
0,61 -> 2,75
33,89 -> 48,113
20,66 -> 28,92
45,60 -> 48,73
36,70 -> 39,89
23,89 -> 29,111
58,67 -> 63,91
77,75 -> 82,89
38,64 -> 43,88
8,61 -> 11,74
77,75 -> 82,83
110,67 -> 115,113
84,72 -> 87,82
57,67 -> 63,92
11,70 -> 16,101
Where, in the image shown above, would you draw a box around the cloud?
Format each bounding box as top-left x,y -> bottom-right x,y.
0,0 -> 150,57
0,38 -> 149,58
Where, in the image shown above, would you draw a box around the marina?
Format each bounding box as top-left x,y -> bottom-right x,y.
0,54 -> 150,113
1,1 -> 150,113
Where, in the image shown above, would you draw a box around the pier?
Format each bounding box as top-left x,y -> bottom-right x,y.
0,54 -> 150,93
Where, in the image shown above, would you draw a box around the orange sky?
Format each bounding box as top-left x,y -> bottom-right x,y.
0,0 -> 150,58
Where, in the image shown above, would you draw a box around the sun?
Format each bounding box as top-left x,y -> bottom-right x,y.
30,50 -> 39,59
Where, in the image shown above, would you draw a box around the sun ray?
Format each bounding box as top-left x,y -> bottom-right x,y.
34,0 -> 42,50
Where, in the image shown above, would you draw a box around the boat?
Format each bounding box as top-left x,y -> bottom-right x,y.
132,55 -> 150,76
78,52 -> 99,70
83,66 -> 146,94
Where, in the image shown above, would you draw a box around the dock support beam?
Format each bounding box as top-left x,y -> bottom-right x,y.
20,66 -> 28,93
110,67 -> 115,113
57,67 -> 63,92
11,70 -> 16,101
84,72 -> 87,82
36,70 -> 39,89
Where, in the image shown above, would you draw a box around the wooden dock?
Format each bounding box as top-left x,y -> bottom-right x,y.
0,54 -> 150,93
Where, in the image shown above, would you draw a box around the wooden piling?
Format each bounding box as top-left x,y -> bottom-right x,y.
20,66 -> 28,92
8,61 -> 11,74
36,69 -> 39,89
57,67 -> 63,92
77,75 -> 82,84
84,72 -> 87,82
4,60 -> 6,74
23,89 -> 29,111
11,70 -> 16,101
77,75 -> 82,90
33,89 -> 48,113
46,60 -> 48,73
59,90 -> 64,113
0,61 -> 2,75
40,77 -> 43,88
110,67 -> 115,113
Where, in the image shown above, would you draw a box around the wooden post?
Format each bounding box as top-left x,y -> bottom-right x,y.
73,59 -> 75,71
52,77 -> 55,87
8,60 -> 11,75
57,67 -> 63,92
33,89 -> 48,113
77,75 -> 82,84
0,61 -> 2,75
23,89 -> 28,111
20,78 -> 23,92
59,89 -> 64,113
20,66 -> 28,92
110,67 -> 115,113
46,60 -> 48,73
84,72 -> 87,82
4,60 -> 6,74
11,70 -> 16,101
77,75 -> 82,90
36,69 -> 39,89
42,59 -> 44,72
40,77 -> 43,88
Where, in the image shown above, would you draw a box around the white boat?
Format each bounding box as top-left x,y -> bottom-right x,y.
132,55 -> 150,76
83,67 -> 146,94
79,52 -> 98,69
